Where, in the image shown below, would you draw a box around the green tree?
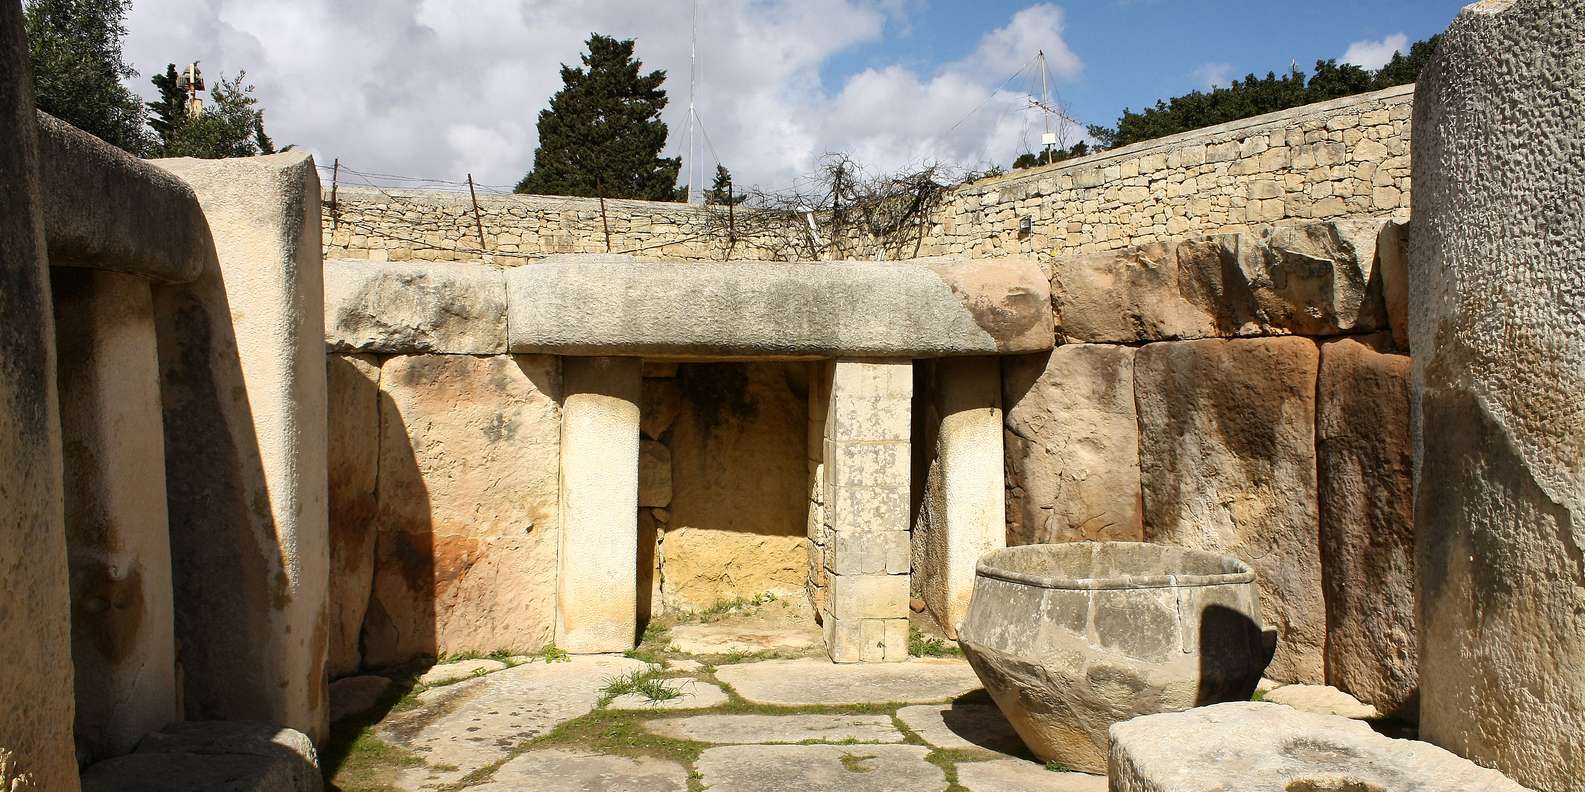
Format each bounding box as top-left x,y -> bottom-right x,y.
1374,35 -> 1442,89
515,34 -> 681,200
163,71 -> 276,158
24,0 -> 151,154
147,61 -> 189,152
704,164 -> 744,205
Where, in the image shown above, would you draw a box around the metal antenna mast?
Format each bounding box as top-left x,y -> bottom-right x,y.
686,0 -> 702,205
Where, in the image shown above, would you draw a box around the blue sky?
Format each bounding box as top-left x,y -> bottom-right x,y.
122,0 -> 1469,191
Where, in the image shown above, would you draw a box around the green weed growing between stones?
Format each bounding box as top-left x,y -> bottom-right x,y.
909,627 -> 963,658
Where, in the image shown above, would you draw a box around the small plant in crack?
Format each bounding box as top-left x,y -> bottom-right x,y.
909,627 -> 962,658
539,644 -> 570,664
599,669 -> 683,705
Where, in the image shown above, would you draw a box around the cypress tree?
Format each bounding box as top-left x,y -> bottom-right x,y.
148,62 -> 188,153
515,34 -> 681,200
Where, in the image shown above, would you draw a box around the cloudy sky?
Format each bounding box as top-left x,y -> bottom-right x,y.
119,0 -> 1463,193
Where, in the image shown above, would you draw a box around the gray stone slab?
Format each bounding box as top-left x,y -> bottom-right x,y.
958,760 -> 1107,792
379,655 -> 649,789
329,675 -> 393,722
82,721 -> 321,792
416,658 -> 506,686
324,259 -> 508,354
465,749 -> 687,792
667,622 -> 820,655
895,704 -> 1024,755
644,713 -> 902,744
715,657 -> 981,706
607,679 -> 729,710
696,744 -> 945,792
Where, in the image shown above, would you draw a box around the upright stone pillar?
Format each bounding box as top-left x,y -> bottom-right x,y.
152,153 -> 329,743
915,357 -> 1005,638
52,269 -> 178,761
0,2 -> 79,787
820,359 -> 912,662
557,356 -> 641,653
1410,2 -> 1585,789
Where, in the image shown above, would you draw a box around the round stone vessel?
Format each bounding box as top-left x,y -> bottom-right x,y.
956,542 -> 1272,774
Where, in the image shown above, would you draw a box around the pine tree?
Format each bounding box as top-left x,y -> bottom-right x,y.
24,0 -> 151,154
515,34 -> 681,200
148,62 -> 188,153
705,164 -> 744,205
163,71 -> 279,159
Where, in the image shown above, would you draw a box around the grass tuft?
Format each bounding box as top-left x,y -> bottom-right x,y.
539,644 -> 570,664
599,668 -> 683,705
909,627 -> 962,658
1044,759 -> 1072,773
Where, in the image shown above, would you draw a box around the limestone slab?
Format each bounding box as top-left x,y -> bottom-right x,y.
82,721 -> 321,792
417,659 -> 505,686
895,704 -> 1024,755
1262,684 -> 1379,720
1108,702 -> 1531,792
666,623 -> 819,655
329,675 -> 393,723
714,658 -> 981,705
380,655 -> 648,788
695,744 -> 945,792
364,354 -> 561,666
465,750 -> 687,792
324,259 -> 507,354
1135,337 -> 1323,684
607,679 -> 729,711
326,353 -> 380,677
644,713 -> 902,744
957,760 -> 1106,792
639,438 -> 672,508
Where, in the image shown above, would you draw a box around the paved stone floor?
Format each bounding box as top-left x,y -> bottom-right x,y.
324,609 -> 1106,792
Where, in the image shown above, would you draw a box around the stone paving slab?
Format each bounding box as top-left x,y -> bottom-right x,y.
696,744 -> 945,792
607,679 -> 730,710
714,657 -> 981,705
896,703 -> 1025,755
666,622 -> 821,655
417,658 -> 506,686
464,749 -> 688,791
379,655 -> 649,790
643,713 -> 903,744
958,759 -> 1108,792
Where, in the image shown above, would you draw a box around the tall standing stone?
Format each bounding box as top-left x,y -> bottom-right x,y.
1411,1 -> 1585,788
0,2 -> 79,787
326,353 -> 381,676
1135,337 -> 1322,684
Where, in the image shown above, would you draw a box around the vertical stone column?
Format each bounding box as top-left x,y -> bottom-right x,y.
52,269 -> 178,761
558,356 -> 641,653
0,2 -> 79,787
1410,2 -> 1585,789
821,359 -> 912,662
152,152 -> 328,742
915,357 -> 1005,638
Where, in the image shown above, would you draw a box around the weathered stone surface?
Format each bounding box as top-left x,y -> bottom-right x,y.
381,655 -> 648,789
639,377 -> 682,440
0,12 -> 78,786
695,745 -> 945,792
1135,336 -> 1323,684
82,721 -> 322,792
52,269 -> 179,762
1377,221 -> 1410,350
37,112 -> 211,284
1410,3 -> 1585,788
326,353 -> 380,677
465,750 -> 687,792
153,152 -> 329,742
644,713 -> 902,744
607,679 -> 729,710
1108,702 -> 1532,792
1317,336 -> 1416,717
505,257 -> 1052,358
557,357 -> 640,653
958,543 -> 1269,774
416,659 -> 505,686
895,704 -> 1024,755
329,675 -> 393,723
1002,345 -> 1141,546
714,658 -> 981,706
1262,684 -> 1380,720
1049,220 -> 1387,344
957,760 -> 1106,792
323,259 -> 507,354
364,354 -> 560,666
639,438 -> 672,508
666,622 -> 819,656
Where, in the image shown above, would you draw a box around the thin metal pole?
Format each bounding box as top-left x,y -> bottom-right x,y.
597,173 -> 612,253
329,158 -> 339,229
466,173 -> 486,253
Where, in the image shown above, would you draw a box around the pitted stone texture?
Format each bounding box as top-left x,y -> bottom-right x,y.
958,761 -> 1106,792
696,744 -> 945,792
1317,336 -> 1416,717
1262,684 -> 1379,720
505,257 -> 1052,358
1002,344 -> 1141,546
607,679 -> 729,710
416,659 -> 505,686
380,655 -> 648,789
364,354 -> 561,666
464,750 -> 687,792
1410,2 -> 1585,788
324,259 -> 507,354
326,353 -> 380,677
1135,336 -> 1323,684
895,704 -> 1024,755
1049,220 -> 1388,344
644,713 -> 902,744
1108,702 -> 1533,792
714,658 -> 981,706
638,438 -> 672,508
666,622 -> 820,655
82,721 -> 322,792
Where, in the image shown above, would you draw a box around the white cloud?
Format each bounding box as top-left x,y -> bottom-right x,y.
119,1 -> 1083,191
1342,33 -> 1408,71
1193,62 -> 1233,89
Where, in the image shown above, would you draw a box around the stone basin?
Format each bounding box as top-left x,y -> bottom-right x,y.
956,542 -> 1273,773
